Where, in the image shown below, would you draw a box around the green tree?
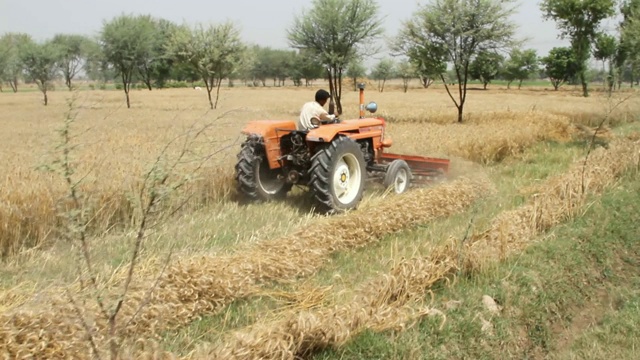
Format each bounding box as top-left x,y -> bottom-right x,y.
396,60 -> 417,93
270,49 -> 295,86
395,0 -> 517,122
412,56 -> 444,89
541,47 -> 580,90
593,32 -> 617,91
540,0 -> 616,97
50,34 -> 92,90
83,39 -> 116,85
248,46 -> 291,87
248,46 -> 269,86
0,33 -> 33,92
469,51 -> 505,89
345,60 -> 367,91
169,22 -> 246,109
101,14 -> 157,108
20,41 -> 60,105
370,58 -> 395,92
502,49 -> 539,89
288,0 -> 383,115
291,50 -> 325,87
299,53 -> 325,87
138,18 -> 178,90
618,0 -> 640,88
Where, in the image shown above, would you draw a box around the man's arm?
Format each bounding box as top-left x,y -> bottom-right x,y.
318,112 -> 336,121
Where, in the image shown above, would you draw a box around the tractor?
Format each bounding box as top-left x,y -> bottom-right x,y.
235,83 -> 450,213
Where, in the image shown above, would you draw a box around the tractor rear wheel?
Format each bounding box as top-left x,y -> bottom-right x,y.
383,159 -> 412,194
310,137 -> 366,213
235,138 -> 291,201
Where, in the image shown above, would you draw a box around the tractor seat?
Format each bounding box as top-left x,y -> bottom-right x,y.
381,137 -> 393,148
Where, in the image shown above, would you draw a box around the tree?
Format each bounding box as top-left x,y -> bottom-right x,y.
291,50 -> 325,87
288,0 -> 383,115
502,48 -> 539,89
137,18 -> 178,90
412,56 -> 444,89
20,41 -> 60,105
395,0 -> 517,122
370,58 -> 395,92
396,60 -> 416,92
541,47 -> 580,90
469,51 -> 505,89
617,0 -> 640,88
593,32 -> 617,91
0,33 -> 33,92
101,14 -> 157,108
345,60 -> 367,91
83,39 -> 117,86
540,0 -> 616,97
51,34 -> 91,90
169,22 -> 246,109
269,49 -> 295,86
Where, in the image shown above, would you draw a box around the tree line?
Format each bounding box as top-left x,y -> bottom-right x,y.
0,16 -> 326,108
1,0 -> 640,121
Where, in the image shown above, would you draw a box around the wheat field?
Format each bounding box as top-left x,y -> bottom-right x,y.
1,82 -> 639,358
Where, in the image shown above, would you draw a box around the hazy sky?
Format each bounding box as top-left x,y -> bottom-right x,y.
0,0 -> 620,58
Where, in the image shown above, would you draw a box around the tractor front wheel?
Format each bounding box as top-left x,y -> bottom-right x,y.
235,138 -> 291,201
383,159 -> 412,194
310,137 -> 366,213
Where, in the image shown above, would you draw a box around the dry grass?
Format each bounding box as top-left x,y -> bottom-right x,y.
1,87 -> 637,257
1,85 -> 639,358
387,110 -> 575,164
187,137 -> 640,360
0,177 -> 490,358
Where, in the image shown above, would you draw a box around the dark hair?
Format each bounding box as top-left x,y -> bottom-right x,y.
315,89 -> 331,102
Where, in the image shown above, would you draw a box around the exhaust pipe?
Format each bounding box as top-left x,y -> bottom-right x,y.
358,83 -> 366,118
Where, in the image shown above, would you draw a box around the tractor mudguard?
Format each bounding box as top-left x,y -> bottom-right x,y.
241,120 -> 297,169
305,118 -> 385,143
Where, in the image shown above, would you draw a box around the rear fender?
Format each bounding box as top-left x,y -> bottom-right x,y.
241,120 -> 297,169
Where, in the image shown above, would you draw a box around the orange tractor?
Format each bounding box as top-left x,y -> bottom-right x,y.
235,84 -> 450,213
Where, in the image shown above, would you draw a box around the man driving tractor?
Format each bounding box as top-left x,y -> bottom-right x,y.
298,89 -> 337,130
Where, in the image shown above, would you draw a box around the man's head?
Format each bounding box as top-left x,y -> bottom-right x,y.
315,89 -> 331,106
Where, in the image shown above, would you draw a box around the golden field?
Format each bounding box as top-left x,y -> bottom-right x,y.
1,82 -> 639,359
1,83 -> 636,257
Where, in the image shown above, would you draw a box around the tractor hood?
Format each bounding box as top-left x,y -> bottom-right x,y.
305,117 -> 386,142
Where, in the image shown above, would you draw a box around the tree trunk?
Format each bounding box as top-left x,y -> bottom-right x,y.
580,72 -> 589,97
457,106 -> 463,123
483,82 -> 488,90
43,90 -> 48,106
327,67 -> 344,115
10,79 -> 18,93
518,80 -> 523,90
214,76 -> 223,109
121,70 -> 133,109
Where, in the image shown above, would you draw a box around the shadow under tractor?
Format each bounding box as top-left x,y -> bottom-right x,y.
235,84 -> 450,213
